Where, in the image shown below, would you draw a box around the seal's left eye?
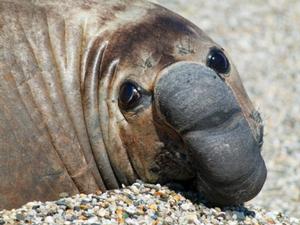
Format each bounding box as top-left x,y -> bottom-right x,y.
119,82 -> 141,110
207,48 -> 230,74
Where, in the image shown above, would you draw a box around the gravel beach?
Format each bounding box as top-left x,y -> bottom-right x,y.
155,0 -> 300,219
0,182 -> 299,225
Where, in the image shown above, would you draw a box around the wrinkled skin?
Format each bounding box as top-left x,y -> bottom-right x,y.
0,0 -> 266,209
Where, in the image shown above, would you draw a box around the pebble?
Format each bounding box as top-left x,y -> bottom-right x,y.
0,182 -> 298,225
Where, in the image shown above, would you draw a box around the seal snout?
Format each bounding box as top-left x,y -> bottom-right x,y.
154,62 -> 267,205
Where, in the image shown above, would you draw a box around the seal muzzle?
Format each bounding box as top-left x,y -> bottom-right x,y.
154,62 -> 267,205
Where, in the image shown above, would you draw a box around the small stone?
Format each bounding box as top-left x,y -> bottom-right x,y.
59,192 -> 70,198
95,190 -> 102,195
87,216 -> 99,223
97,208 -> 107,217
15,213 -> 25,221
149,204 -> 158,211
80,204 -> 89,210
218,212 -> 226,220
78,215 -> 87,220
44,216 -> 54,223
56,199 -> 67,206
74,206 -> 81,211
185,213 -> 199,223
32,204 -> 40,210
180,203 -> 191,211
234,211 -> 246,220
173,194 -> 182,202
130,185 -> 140,194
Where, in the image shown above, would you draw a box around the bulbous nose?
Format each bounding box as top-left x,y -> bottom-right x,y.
154,61 -> 267,205
154,62 -> 241,133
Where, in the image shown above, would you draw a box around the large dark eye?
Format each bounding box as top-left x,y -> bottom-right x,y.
207,48 -> 230,74
119,81 -> 142,110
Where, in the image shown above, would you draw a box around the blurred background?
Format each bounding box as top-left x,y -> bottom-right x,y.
153,0 -> 300,218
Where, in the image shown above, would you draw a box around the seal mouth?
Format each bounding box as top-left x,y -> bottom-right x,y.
153,61 -> 267,206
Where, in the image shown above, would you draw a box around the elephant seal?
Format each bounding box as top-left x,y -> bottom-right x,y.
0,0 -> 266,209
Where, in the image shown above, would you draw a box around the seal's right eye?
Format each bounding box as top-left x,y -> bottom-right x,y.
119,82 -> 142,110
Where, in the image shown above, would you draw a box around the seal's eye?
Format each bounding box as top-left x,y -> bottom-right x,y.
119,82 -> 142,110
207,48 -> 230,74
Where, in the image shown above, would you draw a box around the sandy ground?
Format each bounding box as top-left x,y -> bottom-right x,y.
154,0 -> 300,218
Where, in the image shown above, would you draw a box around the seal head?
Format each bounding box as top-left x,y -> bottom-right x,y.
99,4 -> 267,205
